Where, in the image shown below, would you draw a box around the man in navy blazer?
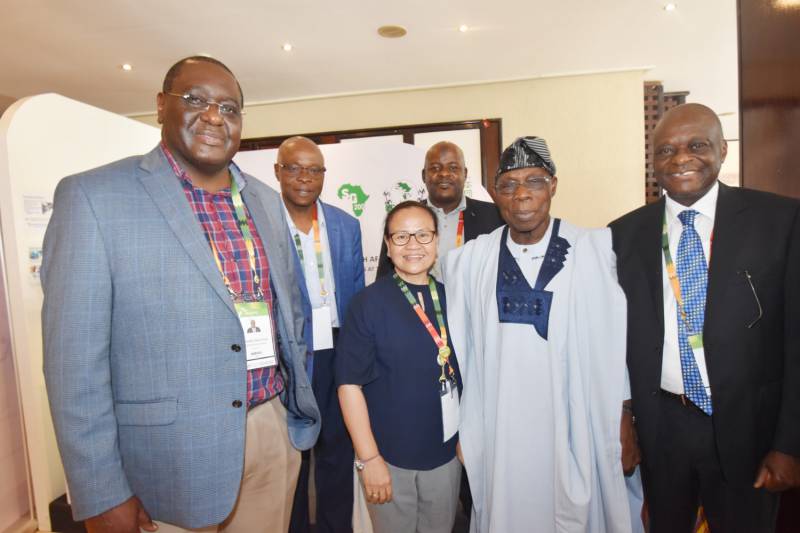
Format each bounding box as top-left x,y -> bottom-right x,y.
275,137 -> 365,533
42,57 -> 319,533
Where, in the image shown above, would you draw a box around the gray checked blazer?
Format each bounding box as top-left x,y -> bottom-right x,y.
41,146 -> 321,528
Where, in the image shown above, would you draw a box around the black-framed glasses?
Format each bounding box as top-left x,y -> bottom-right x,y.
277,163 -> 326,178
389,230 -> 436,246
495,176 -> 552,196
165,92 -> 243,118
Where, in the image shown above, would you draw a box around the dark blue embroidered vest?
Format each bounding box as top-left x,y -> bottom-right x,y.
496,219 -> 570,340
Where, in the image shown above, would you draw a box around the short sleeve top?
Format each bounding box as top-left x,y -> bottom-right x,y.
335,274 -> 461,471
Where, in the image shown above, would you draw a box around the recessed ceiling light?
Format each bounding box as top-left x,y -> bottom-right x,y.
377,25 -> 407,38
121,63 -> 132,71
459,24 -> 469,33
664,3 -> 677,11
282,43 -> 293,52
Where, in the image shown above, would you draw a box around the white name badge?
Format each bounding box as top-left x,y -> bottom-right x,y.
235,301 -> 278,370
312,305 -> 334,351
440,380 -> 460,442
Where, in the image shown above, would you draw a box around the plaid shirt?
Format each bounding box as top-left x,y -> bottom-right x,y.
162,144 -> 284,407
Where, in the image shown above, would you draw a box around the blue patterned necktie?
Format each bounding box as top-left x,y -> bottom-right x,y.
675,209 -> 713,415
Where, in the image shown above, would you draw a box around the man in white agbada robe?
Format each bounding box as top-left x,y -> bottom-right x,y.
443,137 -> 643,533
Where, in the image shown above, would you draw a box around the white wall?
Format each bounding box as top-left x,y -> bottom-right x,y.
0,229 -> 31,533
136,69 -> 647,228
0,94 -> 161,532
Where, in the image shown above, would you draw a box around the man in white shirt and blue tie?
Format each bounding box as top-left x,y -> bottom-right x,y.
611,103 -> 800,532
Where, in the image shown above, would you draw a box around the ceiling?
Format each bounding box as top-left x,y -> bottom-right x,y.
0,0 -> 738,132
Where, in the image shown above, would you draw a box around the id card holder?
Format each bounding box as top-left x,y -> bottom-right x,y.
312,305 -> 334,351
440,379 -> 460,442
234,301 -> 278,370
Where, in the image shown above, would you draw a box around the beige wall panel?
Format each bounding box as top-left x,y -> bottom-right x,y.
136,70 -> 646,227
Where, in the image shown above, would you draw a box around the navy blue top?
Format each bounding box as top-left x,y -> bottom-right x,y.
335,274 -> 462,471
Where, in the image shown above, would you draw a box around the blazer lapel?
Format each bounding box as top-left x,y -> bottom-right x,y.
706,183 -> 748,333
241,182 -> 291,289
137,148 -> 236,316
638,199 -> 666,338
321,202 -> 344,298
464,197 -> 478,241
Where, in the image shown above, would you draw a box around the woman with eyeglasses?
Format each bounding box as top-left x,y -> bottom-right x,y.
336,201 -> 463,533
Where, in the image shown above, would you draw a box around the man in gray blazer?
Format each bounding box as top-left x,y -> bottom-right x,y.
41,56 -> 319,533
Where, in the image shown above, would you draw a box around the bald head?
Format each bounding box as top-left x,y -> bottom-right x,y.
652,103 -> 727,206
277,136 -> 323,163
423,141 -> 468,212
163,56 -> 243,104
654,103 -> 724,145
425,141 -> 465,168
274,136 -> 326,210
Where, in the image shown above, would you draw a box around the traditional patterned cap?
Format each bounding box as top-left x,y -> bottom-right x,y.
497,136 -> 556,177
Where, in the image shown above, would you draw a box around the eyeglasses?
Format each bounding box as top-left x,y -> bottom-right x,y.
277,163 -> 326,178
165,92 -> 243,118
495,176 -> 552,196
389,230 -> 436,246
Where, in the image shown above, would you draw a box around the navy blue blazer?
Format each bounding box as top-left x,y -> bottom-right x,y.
287,201 -> 365,377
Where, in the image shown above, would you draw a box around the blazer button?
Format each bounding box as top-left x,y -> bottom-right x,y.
232,400 -> 243,408
231,344 -> 242,352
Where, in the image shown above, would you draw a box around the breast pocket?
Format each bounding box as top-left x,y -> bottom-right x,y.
115,398 -> 177,426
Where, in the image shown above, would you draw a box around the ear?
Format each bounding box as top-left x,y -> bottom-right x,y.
274,163 -> 281,181
384,237 -> 392,259
720,139 -> 728,164
156,92 -> 166,125
550,176 -> 558,198
421,168 -> 427,184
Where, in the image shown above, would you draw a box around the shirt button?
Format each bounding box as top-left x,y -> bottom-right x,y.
231,344 -> 241,352
232,400 -> 243,408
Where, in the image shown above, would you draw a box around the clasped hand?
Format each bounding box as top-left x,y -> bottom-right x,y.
360,456 -> 393,505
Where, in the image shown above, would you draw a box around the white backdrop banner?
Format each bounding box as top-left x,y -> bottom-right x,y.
234,139 -> 491,284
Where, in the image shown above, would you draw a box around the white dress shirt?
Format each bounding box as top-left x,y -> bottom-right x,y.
283,200 -> 339,327
429,195 -> 468,281
660,182 -> 718,395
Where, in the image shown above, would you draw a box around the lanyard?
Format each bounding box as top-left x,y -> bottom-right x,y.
661,212 -> 703,341
455,210 -> 465,248
393,273 -> 456,385
208,178 -> 263,301
292,204 -> 328,296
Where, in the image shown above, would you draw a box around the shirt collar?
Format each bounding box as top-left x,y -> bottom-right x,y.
161,142 -> 245,193
282,198 -> 324,234
428,194 -> 467,217
664,180 -> 719,226
505,217 -> 553,260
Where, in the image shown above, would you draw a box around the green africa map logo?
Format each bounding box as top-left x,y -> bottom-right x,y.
383,181 -> 426,212
337,184 -> 369,217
